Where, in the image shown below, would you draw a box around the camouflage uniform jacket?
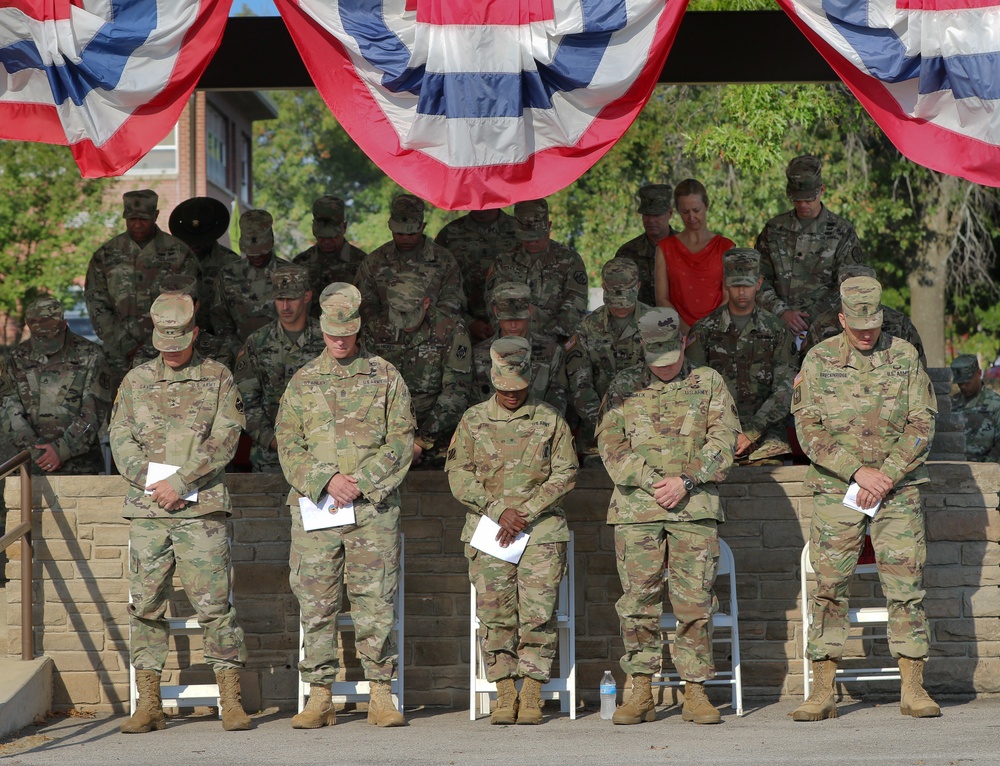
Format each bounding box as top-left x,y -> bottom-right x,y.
434,212 -> 519,327
687,305 -> 799,457
614,233 -> 671,307
446,396 -> 578,545
210,255 -> 291,358
355,237 -> 466,324
0,332 -> 113,474
471,333 -> 568,417
486,241 -> 589,343
792,332 -> 936,493
234,317 -> 326,466
293,241 -> 369,319
951,386 -> 1000,462
360,307 -> 472,448
196,242 -> 240,332
85,228 -> 199,362
109,353 -> 245,518
755,206 -> 865,320
804,304 -> 927,368
597,361 -> 740,524
275,351 -> 415,511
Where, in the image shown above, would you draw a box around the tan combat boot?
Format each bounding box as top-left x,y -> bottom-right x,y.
899,657 -> 941,718
491,678 -> 519,725
516,678 -> 543,725
291,684 -> 336,728
120,669 -> 166,734
792,659 -> 838,721
215,669 -> 252,731
682,681 -> 721,724
367,680 -> 406,727
612,674 -> 655,725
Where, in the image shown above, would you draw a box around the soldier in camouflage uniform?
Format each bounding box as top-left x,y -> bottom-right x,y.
169,196 -> 240,333
950,354 -> 1000,462
361,274 -> 472,468
86,190 -> 200,386
472,283 -> 568,417
755,156 -> 865,337
435,208 -> 519,343
446,336 -> 578,725
234,265 -> 325,473
293,196 -> 368,319
211,209 -> 291,360
355,194 -> 465,324
792,276 -> 939,722
597,307 -> 740,726
613,184 -> 674,307
110,293 -> 251,734
485,199 -> 589,344
687,249 -> 799,463
0,298 -> 113,475
276,283 -> 414,729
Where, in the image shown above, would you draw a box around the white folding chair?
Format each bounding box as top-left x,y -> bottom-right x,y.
470,532 -> 576,720
653,537 -> 744,716
297,534 -> 405,713
800,538 -> 901,696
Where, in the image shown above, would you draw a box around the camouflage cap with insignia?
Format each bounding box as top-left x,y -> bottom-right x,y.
25,297 -> 65,341
159,273 -> 198,298
122,189 -> 158,220
271,264 -> 309,300
602,258 -> 639,309
836,263 -> 876,286
491,282 -> 532,321
786,155 -> 823,200
239,209 -> 274,256
840,275 -> 883,330
951,353 -> 980,384
312,195 -> 346,238
636,184 -> 673,215
150,293 -> 196,352
388,194 -> 425,234
514,199 -> 550,241
168,196 -> 229,246
723,247 -> 761,287
639,307 -> 683,366
319,282 -> 362,336
490,336 -> 532,391
387,274 -> 427,329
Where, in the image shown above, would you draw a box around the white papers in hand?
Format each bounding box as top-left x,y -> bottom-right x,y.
144,462 -> 197,502
299,495 -> 356,531
843,482 -> 880,517
470,514 -> 529,564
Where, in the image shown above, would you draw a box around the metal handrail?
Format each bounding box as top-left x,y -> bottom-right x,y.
0,450 -> 34,660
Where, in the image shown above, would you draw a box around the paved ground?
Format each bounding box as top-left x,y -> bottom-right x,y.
0,698 -> 996,765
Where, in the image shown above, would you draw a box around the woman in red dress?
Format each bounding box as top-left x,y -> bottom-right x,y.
653,179 -> 734,330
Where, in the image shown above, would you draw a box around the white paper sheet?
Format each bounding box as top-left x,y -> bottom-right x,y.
144,462 -> 197,502
843,482 -> 880,517
470,514 -> 530,564
298,494 -> 356,532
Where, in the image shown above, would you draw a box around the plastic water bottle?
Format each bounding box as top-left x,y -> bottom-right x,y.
600,670 -> 617,719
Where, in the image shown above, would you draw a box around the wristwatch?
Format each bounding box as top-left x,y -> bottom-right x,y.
681,475 -> 696,493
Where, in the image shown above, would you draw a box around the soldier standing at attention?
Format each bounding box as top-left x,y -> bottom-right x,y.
234,265 -> 324,473
446,336 -> 578,725
613,184 -> 674,307
597,308 -> 740,726
0,298 -> 113,475
792,276 -> 939,721
110,293 -> 251,734
950,354 -> 1000,463
276,283 -> 414,729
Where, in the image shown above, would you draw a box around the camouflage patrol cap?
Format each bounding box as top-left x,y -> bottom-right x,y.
271,264 -> 309,300
123,189 -> 158,220
514,199 -> 550,241
25,298 -> 65,340
637,184 -> 673,215
639,307 -> 682,366
490,336 -> 532,391
159,273 -> 198,298
491,282 -> 532,321
150,293 -> 196,352
836,263 -> 876,286
239,209 -> 274,256
723,248 -> 761,287
602,258 -> 639,309
387,274 -> 427,329
785,155 -> 823,200
313,195 -> 346,238
840,276 -> 883,330
388,194 -> 425,234
951,354 -> 980,384
319,282 -> 362,336
168,197 -> 229,246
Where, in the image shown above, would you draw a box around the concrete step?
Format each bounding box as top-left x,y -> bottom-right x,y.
0,657 -> 52,737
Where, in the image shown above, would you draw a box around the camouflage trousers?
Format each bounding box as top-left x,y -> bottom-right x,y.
467,542 -> 567,683
807,487 -> 928,661
615,520 -> 719,681
128,515 -> 247,672
290,504 -> 401,684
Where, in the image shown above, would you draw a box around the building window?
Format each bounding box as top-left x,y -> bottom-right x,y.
240,133 -> 252,204
126,125 -> 178,175
207,107 -> 230,188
